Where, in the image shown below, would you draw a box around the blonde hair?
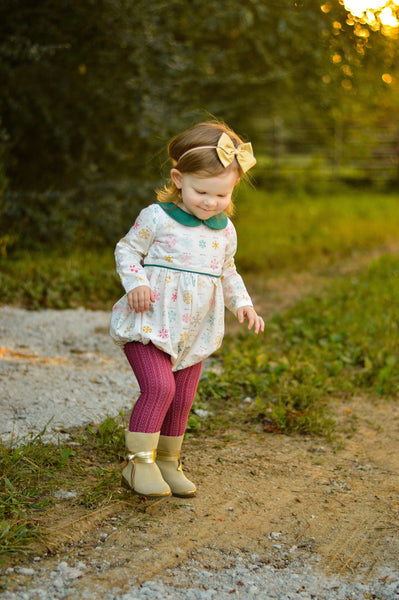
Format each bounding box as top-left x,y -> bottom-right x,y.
156,121 -> 246,217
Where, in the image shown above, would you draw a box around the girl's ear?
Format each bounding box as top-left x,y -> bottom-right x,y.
170,168 -> 183,189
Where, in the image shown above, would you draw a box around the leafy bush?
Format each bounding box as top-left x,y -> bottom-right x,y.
1,179 -> 156,253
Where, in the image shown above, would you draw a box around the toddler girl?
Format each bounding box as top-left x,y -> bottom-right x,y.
110,120 -> 264,498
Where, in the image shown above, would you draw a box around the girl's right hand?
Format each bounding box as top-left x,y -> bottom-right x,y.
127,286 -> 155,313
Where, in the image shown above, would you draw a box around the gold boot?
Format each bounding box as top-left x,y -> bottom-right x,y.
121,431 -> 171,497
156,435 -> 196,497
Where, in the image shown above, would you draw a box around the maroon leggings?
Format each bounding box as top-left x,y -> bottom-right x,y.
124,341 -> 202,436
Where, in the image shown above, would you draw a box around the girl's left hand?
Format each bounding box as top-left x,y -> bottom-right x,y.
237,306 -> 265,334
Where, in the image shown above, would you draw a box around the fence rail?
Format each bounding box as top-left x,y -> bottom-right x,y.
254,121 -> 399,185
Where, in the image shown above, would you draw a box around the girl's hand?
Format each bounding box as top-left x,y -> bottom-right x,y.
127,286 -> 155,313
237,306 -> 265,334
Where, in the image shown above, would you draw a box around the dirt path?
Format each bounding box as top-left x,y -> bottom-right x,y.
28,397 -> 397,596
1,250 -> 399,595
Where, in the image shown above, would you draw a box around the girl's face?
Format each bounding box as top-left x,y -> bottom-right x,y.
170,168 -> 239,220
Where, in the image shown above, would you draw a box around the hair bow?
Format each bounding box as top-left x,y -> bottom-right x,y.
177,132 -> 256,173
216,133 -> 256,173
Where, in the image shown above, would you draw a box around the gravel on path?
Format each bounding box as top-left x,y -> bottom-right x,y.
0,306 -> 138,443
1,307 -> 398,599
2,553 -> 398,600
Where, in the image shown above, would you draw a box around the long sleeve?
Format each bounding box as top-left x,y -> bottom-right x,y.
115,206 -> 157,294
221,222 -> 253,314
111,206 -> 254,368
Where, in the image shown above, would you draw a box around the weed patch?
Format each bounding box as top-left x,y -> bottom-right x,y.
0,423 -> 126,558
0,432 -> 70,556
0,249 -> 119,310
194,253 -> 399,437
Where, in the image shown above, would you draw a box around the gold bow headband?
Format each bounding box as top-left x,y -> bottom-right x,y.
178,132 -> 256,173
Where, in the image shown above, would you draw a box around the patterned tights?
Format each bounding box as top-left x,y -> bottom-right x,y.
124,341 -> 202,436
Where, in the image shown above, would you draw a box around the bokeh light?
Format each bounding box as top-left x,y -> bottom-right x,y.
343,0 -> 399,29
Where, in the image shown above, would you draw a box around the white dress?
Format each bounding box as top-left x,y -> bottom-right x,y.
110,203 -> 252,371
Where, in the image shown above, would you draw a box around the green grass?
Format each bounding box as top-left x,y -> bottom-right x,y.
1,253 -> 398,558
234,188 -> 399,273
2,190 -> 399,309
194,253 -> 399,436
278,254 -> 399,397
1,189 -> 399,559
0,431 -> 72,556
4,252 -> 397,558
0,421 -> 126,559
0,248 -> 119,310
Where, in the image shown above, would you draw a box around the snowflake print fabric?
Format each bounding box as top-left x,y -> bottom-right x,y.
110,204 -> 252,371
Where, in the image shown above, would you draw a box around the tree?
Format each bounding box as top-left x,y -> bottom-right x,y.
1,0 -> 374,188
0,0 -> 398,249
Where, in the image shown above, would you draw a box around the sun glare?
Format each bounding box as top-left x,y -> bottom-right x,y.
343,0 -> 399,30
344,0 -> 386,18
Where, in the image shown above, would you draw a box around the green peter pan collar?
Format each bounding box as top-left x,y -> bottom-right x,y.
158,202 -> 228,230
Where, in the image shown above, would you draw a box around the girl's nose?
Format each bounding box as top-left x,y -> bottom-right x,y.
204,196 -> 217,208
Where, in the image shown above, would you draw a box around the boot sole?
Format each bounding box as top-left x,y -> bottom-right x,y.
121,476 -> 172,498
172,491 -> 197,498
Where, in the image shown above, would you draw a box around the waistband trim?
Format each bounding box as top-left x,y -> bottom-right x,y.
143,262 -> 221,278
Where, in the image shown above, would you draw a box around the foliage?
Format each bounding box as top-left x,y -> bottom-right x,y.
0,0 -> 336,188
194,253 -> 399,436
0,127 -> 9,256
84,417 -> 126,458
0,0 -> 396,184
280,254 -> 399,396
1,180 -> 151,253
1,0 -> 399,253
